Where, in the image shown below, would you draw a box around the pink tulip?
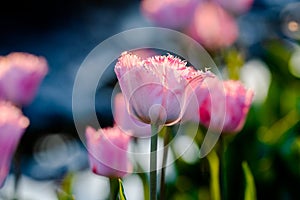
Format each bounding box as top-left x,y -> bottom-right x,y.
0,52 -> 48,105
114,93 -> 151,137
141,0 -> 198,29
0,101 -> 29,187
85,126 -> 131,178
187,1 -> 238,50
114,51 -> 211,126
182,75 -> 215,123
199,79 -> 253,133
215,0 -> 254,14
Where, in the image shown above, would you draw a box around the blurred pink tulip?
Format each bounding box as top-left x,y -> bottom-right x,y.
114,51 -> 211,126
141,0 -> 198,29
187,2 -> 238,50
215,0 -> 254,14
182,75 -> 215,123
114,93 -> 151,137
199,79 -> 254,133
85,126 -> 131,178
0,52 -> 48,106
0,101 -> 29,187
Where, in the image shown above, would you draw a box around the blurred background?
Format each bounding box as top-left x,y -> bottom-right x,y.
0,0 -> 300,199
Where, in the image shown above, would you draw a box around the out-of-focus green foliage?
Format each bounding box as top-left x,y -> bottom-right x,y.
56,173 -> 75,200
242,161 -> 256,200
118,178 -> 127,200
207,150 -> 220,200
162,34 -> 300,199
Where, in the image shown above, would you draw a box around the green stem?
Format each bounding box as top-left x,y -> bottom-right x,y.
133,138 -> 150,200
150,124 -> 158,200
220,136 -> 228,200
207,150 -> 221,200
159,127 -> 170,200
109,177 -> 119,200
141,171 -> 150,200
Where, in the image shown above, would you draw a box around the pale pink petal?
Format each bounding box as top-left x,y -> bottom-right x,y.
114,93 -> 151,137
199,79 -> 254,133
114,52 -> 212,126
141,0 -> 198,29
85,126 -> 132,178
182,75 -> 215,122
0,101 -> 29,187
187,2 -> 239,50
0,52 -> 48,105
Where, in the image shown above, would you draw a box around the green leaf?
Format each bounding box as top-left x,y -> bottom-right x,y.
242,161 -> 256,200
258,110 -> 300,145
207,150 -> 221,200
118,178 -> 127,200
56,189 -> 75,200
61,172 -> 74,194
56,172 -> 75,200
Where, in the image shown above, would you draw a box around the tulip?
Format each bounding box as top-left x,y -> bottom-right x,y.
114,51 -> 211,126
199,79 -> 254,133
0,52 -> 48,105
182,75 -> 215,123
85,126 -> 131,178
114,93 -> 151,137
0,101 -> 29,187
115,51 -> 213,200
187,1 -> 238,50
141,0 -> 198,29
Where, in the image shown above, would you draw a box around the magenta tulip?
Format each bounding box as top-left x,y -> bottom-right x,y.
0,52 -> 48,105
114,51 -> 211,126
141,0 -> 198,29
114,93 -> 151,137
0,101 -> 29,187
199,79 -> 254,133
85,126 -> 132,178
187,1 -> 238,50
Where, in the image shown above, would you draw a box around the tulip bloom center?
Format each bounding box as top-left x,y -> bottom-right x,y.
115,51 -> 211,126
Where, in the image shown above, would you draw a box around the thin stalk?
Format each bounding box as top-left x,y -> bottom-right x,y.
140,171 -> 150,200
134,137 -> 150,200
159,127 -> 170,200
207,150 -> 221,200
150,124 -> 159,200
109,177 -> 119,200
220,136 -> 228,200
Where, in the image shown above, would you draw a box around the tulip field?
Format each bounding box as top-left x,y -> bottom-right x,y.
0,0 -> 299,200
